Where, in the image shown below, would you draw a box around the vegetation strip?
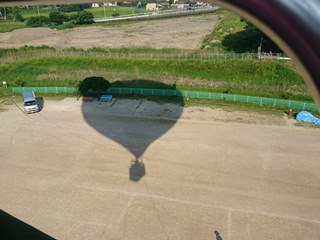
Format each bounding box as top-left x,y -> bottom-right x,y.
0,55 -> 310,101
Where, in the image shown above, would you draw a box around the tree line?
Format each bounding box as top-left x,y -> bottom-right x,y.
26,11 -> 94,27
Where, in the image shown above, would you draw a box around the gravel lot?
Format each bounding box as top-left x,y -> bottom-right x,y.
0,98 -> 319,240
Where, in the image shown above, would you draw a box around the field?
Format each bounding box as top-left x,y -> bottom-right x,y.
0,5 -> 145,21
1,9 -> 320,239
0,98 -> 319,240
0,14 -> 219,49
0,13 -> 313,102
0,56 -> 311,102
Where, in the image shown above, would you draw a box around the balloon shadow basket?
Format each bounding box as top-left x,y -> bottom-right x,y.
129,158 -> 146,182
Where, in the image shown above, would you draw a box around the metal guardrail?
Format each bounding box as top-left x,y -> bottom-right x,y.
94,6 -> 220,23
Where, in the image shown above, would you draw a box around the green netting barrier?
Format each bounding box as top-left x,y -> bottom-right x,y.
106,87 -> 319,112
12,87 -> 76,94
11,87 -> 318,112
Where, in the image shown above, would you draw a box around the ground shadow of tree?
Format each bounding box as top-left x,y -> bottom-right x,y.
222,30 -> 281,53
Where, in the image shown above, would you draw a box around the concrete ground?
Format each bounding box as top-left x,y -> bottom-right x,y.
0,98 -> 319,240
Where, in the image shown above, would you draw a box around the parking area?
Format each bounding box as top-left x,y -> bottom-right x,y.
0,98 -> 319,240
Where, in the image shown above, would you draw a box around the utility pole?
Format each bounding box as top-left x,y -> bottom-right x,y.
258,37 -> 263,60
37,5 -> 40,16
103,4 -> 106,19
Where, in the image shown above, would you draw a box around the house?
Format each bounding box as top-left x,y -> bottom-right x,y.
91,3 -> 100,7
158,2 -> 171,9
103,2 -> 118,7
174,0 -> 189,9
146,0 -> 158,11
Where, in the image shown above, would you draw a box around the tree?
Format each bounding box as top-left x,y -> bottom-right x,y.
58,4 -> 91,13
26,16 -> 50,27
78,76 -> 111,97
49,11 -> 68,25
240,17 -> 281,52
70,11 -> 94,24
12,7 -> 24,22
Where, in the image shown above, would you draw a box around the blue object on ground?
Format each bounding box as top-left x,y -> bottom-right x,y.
100,95 -> 113,102
295,111 -> 320,126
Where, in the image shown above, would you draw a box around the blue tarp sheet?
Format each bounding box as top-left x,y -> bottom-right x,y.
296,111 -> 320,126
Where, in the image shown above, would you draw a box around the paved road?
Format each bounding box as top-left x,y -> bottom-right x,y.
94,7 -> 220,23
0,99 -> 319,240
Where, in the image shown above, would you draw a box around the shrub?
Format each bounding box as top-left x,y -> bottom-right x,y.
78,76 -> 111,97
49,11 -> 69,25
112,13 -> 120,17
14,12 -> 24,22
70,11 -> 94,24
26,16 -> 50,27
53,23 -> 74,30
58,4 -> 91,13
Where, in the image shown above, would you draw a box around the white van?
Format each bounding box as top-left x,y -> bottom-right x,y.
23,91 -> 39,113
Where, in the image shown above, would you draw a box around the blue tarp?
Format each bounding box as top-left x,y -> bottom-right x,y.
295,111 -> 320,126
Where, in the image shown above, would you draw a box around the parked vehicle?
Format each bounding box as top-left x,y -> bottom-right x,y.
23,91 -> 39,113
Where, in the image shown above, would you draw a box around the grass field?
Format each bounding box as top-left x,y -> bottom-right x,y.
6,6 -> 146,20
0,22 -> 26,32
201,10 -> 245,52
0,56 -> 312,102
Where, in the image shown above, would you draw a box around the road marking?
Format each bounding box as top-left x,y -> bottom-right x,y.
81,185 -> 320,225
116,194 -> 135,224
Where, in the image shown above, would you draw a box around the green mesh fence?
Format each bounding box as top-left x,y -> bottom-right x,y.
12,87 -> 75,94
106,87 -> 319,112
11,87 -> 318,112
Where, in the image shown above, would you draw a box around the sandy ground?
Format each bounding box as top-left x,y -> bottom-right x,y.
0,15 -> 219,49
0,98 -> 319,240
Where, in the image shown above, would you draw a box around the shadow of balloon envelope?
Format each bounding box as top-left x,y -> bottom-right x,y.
81,80 -> 184,182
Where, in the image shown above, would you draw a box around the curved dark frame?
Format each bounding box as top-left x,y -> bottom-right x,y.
1,0 -> 319,106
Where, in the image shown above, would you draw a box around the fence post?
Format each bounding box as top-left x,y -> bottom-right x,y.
247,96 -> 249,103
273,99 -> 276,106
303,102 -> 306,110
260,98 -> 263,106
56,87 -> 58,94
288,101 -> 291,107
221,93 -> 223,100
